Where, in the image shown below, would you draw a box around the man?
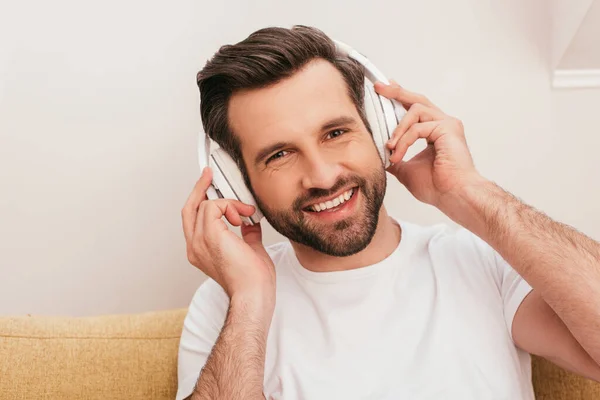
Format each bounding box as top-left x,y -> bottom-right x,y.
178,25 -> 600,400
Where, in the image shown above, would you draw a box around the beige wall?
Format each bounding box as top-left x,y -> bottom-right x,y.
551,0 -> 594,67
1,0 -> 598,316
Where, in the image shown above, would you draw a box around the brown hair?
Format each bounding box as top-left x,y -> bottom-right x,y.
196,25 -> 368,185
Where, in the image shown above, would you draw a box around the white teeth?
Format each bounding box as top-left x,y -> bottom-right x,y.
309,188 -> 355,212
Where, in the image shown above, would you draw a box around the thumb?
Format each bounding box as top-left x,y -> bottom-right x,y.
241,222 -> 265,251
241,222 -> 274,267
387,161 -> 410,185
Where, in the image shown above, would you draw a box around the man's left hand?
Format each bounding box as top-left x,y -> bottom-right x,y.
374,81 -> 486,209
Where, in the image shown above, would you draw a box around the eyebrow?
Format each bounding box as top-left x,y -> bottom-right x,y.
321,116 -> 357,132
253,116 -> 358,166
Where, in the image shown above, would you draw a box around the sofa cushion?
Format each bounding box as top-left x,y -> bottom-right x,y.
0,309 -> 187,400
532,355 -> 600,399
2,308 -> 600,399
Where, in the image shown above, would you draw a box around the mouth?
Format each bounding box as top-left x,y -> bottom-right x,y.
303,187 -> 358,213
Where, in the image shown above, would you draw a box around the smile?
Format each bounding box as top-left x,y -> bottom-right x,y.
308,188 -> 356,212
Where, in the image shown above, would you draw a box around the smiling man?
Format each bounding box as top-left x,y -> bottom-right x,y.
178,26 -> 600,400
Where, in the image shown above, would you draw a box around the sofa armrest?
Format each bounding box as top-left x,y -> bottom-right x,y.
0,309 -> 187,400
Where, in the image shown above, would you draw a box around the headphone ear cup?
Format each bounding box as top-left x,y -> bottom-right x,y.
198,131 -> 222,201
378,94 -> 400,145
364,81 -> 391,167
210,148 -> 263,224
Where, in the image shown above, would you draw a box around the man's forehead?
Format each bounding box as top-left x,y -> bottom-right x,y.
228,59 -> 358,150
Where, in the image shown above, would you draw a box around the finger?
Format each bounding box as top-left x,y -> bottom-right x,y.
242,222 -> 274,265
389,121 -> 442,163
226,199 -> 256,218
386,80 -> 414,111
200,199 -> 256,234
389,146 -> 435,186
189,167 -> 213,204
387,103 -> 446,151
374,82 -> 440,111
198,200 -> 238,237
225,200 -> 256,226
182,168 -> 213,243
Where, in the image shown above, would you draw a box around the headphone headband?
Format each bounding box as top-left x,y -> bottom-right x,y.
333,39 -> 389,85
333,39 -> 405,125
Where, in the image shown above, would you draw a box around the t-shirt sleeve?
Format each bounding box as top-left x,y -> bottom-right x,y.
176,279 -> 229,400
492,249 -> 533,340
463,229 -> 533,341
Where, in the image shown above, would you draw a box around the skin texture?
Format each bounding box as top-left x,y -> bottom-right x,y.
180,60 -> 600,398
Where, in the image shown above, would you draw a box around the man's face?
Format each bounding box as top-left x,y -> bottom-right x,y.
229,59 -> 386,257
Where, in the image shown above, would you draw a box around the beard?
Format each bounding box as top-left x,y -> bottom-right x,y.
253,166 -> 386,257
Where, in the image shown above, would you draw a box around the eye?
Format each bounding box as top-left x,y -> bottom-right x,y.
326,129 -> 348,140
265,150 -> 289,165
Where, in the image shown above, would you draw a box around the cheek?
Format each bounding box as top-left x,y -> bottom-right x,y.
343,136 -> 382,168
250,170 -> 298,209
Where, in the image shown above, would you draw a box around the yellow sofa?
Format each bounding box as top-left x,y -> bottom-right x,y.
1,309 -> 599,399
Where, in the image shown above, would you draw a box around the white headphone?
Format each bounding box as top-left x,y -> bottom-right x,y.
197,39 -> 406,225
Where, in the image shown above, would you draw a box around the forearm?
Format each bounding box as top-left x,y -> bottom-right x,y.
442,179 -> 600,363
191,293 -> 274,400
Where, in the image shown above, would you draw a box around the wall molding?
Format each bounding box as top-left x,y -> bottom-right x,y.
553,69 -> 600,89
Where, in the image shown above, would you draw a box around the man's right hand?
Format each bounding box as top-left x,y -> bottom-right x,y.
181,167 -> 276,307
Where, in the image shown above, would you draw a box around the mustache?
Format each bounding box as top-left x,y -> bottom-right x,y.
293,176 -> 366,210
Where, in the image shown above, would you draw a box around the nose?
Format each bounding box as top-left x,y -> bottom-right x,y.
300,150 -> 343,190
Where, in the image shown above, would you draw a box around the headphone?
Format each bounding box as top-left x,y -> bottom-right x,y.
197,39 -> 406,225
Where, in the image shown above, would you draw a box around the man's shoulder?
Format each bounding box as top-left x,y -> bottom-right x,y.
398,218 -> 456,244
398,218 -> 490,257
401,218 -> 501,277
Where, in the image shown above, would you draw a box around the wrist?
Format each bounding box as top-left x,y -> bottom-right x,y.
230,289 -> 275,331
439,176 -> 498,236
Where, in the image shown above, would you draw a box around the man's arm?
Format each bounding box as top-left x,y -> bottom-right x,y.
180,168 -> 277,399
374,81 -> 600,379
512,290 -> 600,380
187,292 -> 273,400
443,179 -> 600,369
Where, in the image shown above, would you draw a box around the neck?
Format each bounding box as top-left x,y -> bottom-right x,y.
290,206 -> 401,273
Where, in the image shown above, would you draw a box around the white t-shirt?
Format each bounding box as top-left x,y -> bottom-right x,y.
177,219 -> 535,400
